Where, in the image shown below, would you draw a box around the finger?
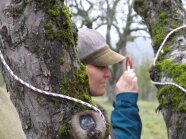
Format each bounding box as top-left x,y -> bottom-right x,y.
132,77 -> 138,83
127,74 -> 136,82
125,68 -> 135,73
122,74 -> 135,87
123,70 -> 134,76
124,71 -> 136,78
133,77 -> 139,89
125,56 -> 133,71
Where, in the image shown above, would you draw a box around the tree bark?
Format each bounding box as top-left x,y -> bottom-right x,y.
134,0 -> 186,138
0,0 -> 94,138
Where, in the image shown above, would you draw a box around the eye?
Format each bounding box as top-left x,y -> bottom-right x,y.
96,66 -> 108,70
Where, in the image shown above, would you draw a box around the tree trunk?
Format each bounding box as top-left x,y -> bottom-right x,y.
134,0 -> 186,138
0,0 -> 96,138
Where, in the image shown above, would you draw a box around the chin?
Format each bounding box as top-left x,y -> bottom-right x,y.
90,90 -> 105,96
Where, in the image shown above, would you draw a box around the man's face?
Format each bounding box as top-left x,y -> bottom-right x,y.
86,64 -> 111,96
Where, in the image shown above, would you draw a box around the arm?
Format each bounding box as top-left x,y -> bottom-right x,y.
111,61 -> 142,139
111,93 -> 142,139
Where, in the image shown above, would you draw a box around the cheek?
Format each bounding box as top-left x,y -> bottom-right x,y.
90,81 -> 106,95
89,75 -> 102,88
87,66 -> 105,96
87,70 -> 99,84
88,76 -> 97,88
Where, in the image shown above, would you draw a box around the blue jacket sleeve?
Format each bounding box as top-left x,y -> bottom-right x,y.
111,93 -> 142,139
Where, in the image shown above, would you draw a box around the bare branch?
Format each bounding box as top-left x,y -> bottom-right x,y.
86,0 -> 93,5
74,0 -> 78,6
105,0 -> 110,10
132,35 -> 151,39
92,16 -> 101,22
94,22 -> 107,30
130,27 -> 147,32
112,23 -> 122,38
86,0 -> 94,12
79,0 -> 84,9
112,0 -> 121,12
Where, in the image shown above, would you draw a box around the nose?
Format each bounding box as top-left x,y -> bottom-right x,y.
104,68 -> 111,78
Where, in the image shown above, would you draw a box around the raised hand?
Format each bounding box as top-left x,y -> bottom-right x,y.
115,57 -> 139,94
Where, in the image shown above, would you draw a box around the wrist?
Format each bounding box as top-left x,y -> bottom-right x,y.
114,93 -> 139,106
116,90 -> 138,95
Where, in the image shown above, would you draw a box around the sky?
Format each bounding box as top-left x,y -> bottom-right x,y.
183,0 -> 186,8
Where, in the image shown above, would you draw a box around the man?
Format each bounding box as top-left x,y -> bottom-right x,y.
77,28 -> 142,139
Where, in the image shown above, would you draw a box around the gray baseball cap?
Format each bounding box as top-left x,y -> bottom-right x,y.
77,28 -> 124,66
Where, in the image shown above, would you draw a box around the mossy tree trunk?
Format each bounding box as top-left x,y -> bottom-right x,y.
134,0 -> 186,139
0,0 -> 93,138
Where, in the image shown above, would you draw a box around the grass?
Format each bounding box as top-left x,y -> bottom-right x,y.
92,96 -> 167,139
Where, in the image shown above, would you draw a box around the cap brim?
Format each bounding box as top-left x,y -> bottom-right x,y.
91,48 -> 125,66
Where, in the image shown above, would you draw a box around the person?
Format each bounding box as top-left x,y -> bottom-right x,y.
0,88 -> 26,139
77,28 -> 142,139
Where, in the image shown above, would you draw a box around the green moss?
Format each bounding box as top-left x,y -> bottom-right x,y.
59,122 -> 70,136
56,29 -> 74,45
104,123 -> 111,138
162,45 -> 171,54
152,21 -> 168,51
159,12 -> 168,20
134,0 -> 148,17
47,33 -> 56,40
62,6 -> 73,28
172,13 -> 179,18
60,72 -> 68,94
157,60 -> 186,78
43,23 -> 56,40
151,12 -> 183,52
74,34 -> 78,45
139,8 -> 148,18
48,6 -> 60,16
44,23 -> 53,30
43,4 -> 76,47
53,101 -> 61,108
156,60 -> 186,112
60,62 -> 93,104
135,0 -> 144,5
59,57 -> 64,64
170,24 -> 178,29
